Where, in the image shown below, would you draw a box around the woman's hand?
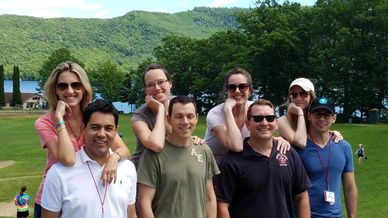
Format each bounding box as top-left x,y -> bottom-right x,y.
287,103 -> 304,116
55,100 -> 71,121
101,152 -> 120,186
224,98 -> 237,112
274,136 -> 291,154
330,130 -> 343,143
192,135 -> 205,145
146,95 -> 164,114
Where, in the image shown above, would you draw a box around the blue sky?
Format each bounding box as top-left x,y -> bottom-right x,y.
0,0 -> 316,18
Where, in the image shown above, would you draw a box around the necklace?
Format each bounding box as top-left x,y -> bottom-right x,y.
66,120 -> 83,139
87,162 -> 108,218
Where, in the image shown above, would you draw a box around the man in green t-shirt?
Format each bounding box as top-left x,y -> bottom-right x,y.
137,96 -> 220,218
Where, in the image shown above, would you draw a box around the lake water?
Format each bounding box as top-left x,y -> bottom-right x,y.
4,80 -> 136,114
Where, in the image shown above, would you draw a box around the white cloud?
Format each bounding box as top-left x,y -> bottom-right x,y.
0,0 -> 101,17
150,8 -> 167,13
207,0 -> 238,7
179,0 -> 190,6
28,9 -> 63,18
94,9 -> 111,18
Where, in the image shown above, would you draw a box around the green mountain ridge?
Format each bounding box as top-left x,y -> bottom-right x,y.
0,7 -> 244,78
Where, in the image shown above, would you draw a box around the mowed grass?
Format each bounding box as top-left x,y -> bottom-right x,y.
0,113 -> 387,217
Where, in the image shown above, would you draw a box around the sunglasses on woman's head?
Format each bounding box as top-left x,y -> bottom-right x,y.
226,83 -> 250,92
249,115 -> 276,123
289,91 -> 309,99
56,82 -> 83,91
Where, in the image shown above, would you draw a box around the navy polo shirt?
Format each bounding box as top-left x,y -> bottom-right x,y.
215,137 -> 310,218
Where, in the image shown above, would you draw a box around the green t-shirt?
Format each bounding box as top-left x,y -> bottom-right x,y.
137,140 -> 220,218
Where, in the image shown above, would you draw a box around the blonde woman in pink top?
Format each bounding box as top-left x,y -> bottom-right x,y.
34,61 -> 130,218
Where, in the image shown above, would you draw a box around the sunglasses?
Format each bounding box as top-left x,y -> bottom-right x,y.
311,112 -> 334,120
56,82 -> 83,91
226,83 -> 250,92
289,91 -> 309,99
249,115 -> 276,123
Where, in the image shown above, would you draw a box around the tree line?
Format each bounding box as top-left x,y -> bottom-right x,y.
130,0 -> 387,121
2,0 -> 387,121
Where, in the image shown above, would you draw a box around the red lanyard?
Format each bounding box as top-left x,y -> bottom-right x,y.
87,162 -> 108,218
313,140 -> 332,190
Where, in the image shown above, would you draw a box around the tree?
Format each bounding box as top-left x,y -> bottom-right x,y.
89,60 -> 125,101
38,48 -> 83,91
154,31 -> 250,113
0,65 -> 4,106
12,65 -> 22,107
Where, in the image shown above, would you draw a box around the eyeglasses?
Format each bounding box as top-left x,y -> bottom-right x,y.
311,112 -> 334,120
56,82 -> 83,91
146,79 -> 168,89
249,115 -> 276,123
226,83 -> 250,92
289,91 -> 309,99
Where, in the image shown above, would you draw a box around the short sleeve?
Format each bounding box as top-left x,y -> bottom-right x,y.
128,161 -> 137,205
41,165 -> 63,212
343,140 -> 354,172
290,149 -> 310,195
137,149 -> 159,188
204,145 -> 220,179
35,113 -> 57,148
206,104 -> 225,131
215,155 -> 238,203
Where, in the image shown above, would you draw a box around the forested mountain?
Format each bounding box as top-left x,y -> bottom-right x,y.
0,7 -> 244,79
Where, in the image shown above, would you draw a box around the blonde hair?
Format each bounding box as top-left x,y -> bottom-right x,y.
44,61 -> 93,111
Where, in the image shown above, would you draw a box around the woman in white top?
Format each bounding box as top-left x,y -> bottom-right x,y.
278,78 -> 342,148
205,68 -> 289,163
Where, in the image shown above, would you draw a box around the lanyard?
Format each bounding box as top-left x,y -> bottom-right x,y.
87,162 -> 108,218
313,140 -> 332,191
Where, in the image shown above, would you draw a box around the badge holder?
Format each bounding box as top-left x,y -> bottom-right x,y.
324,191 -> 335,205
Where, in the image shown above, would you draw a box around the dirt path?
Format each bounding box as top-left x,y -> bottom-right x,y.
0,160 -> 15,169
0,160 -> 18,217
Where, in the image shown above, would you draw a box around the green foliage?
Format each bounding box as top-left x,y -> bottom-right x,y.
0,8 -> 241,80
12,66 -> 22,106
153,0 -> 387,117
0,65 -> 4,106
153,30 -> 250,112
89,60 -> 125,101
38,48 -> 83,91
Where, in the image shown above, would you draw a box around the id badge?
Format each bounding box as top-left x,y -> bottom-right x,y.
324,191 -> 335,205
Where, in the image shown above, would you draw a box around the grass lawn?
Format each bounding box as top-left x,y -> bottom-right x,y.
0,113 -> 387,217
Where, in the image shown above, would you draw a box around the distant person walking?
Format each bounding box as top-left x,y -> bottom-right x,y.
355,144 -> 366,166
14,185 -> 30,218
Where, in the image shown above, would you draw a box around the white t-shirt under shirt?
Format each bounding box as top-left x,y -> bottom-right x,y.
205,100 -> 253,163
41,147 -> 137,218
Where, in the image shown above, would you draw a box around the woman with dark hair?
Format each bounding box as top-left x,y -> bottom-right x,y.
14,185 -> 30,218
34,61 -> 130,218
205,68 -> 289,163
205,68 -> 254,163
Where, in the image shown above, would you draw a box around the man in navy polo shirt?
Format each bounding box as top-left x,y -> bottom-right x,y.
215,99 -> 310,218
298,97 -> 358,217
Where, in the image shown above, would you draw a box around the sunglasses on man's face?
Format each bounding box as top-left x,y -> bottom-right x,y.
56,82 -> 83,91
289,91 -> 309,99
249,115 -> 276,123
226,83 -> 250,92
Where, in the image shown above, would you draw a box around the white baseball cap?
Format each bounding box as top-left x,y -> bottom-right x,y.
289,78 -> 315,93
